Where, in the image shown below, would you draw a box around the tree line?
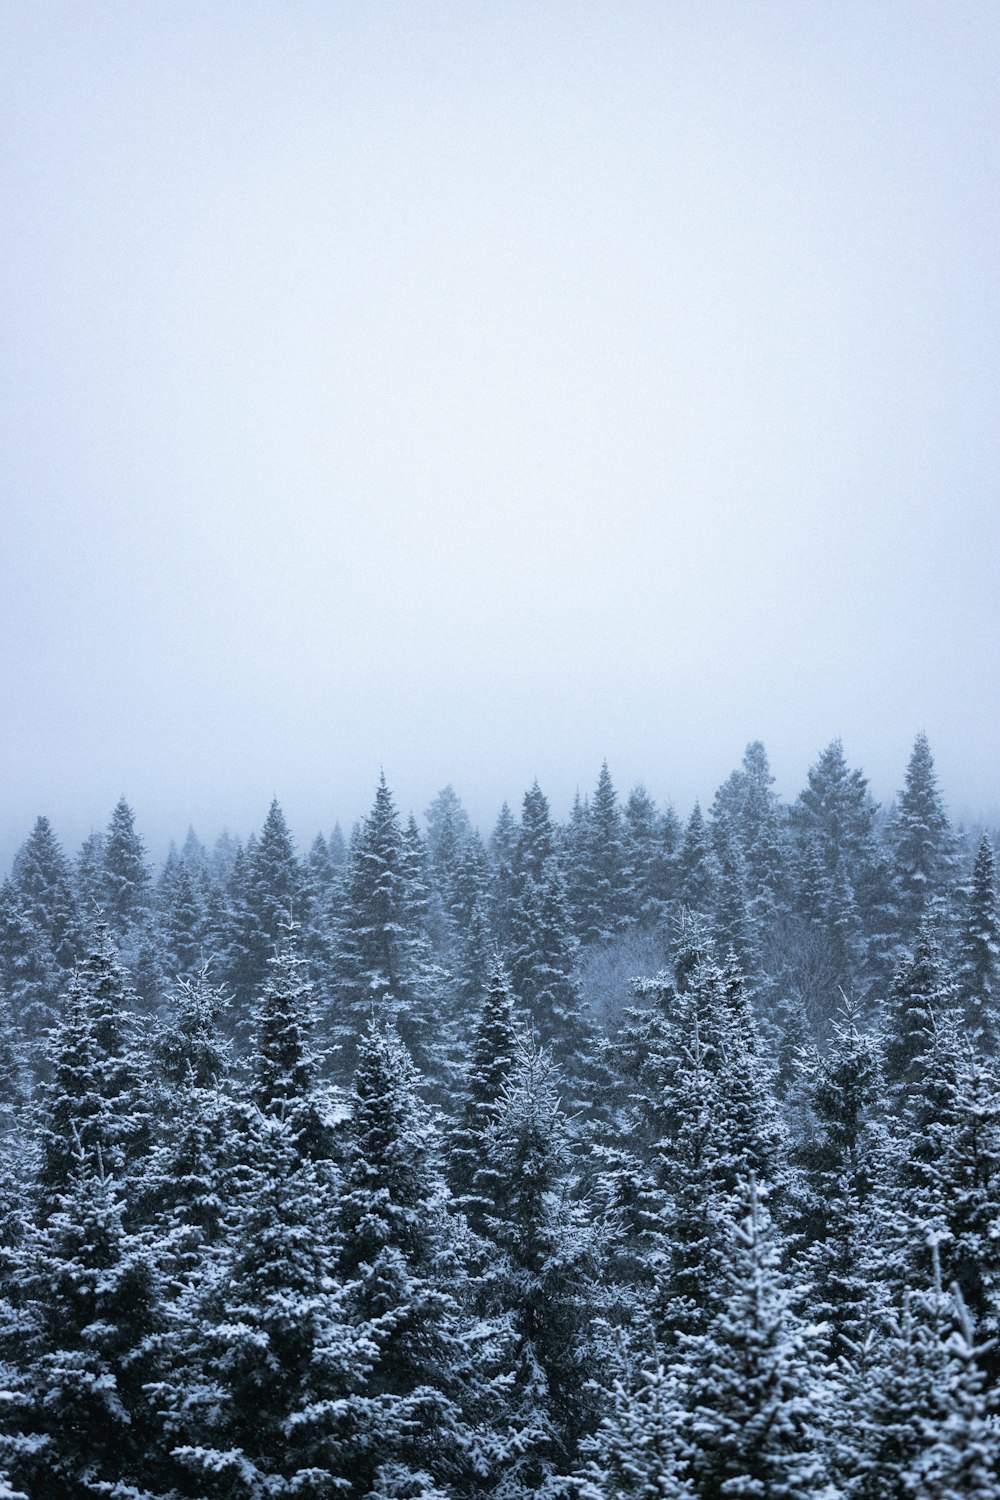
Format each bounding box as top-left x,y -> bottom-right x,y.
0,732 -> 998,1496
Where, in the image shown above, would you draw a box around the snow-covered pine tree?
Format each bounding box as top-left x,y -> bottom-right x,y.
622,784 -> 677,929
155,1116 -> 366,1499
576,763 -> 631,948
3,1142 -> 165,1498
790,998 -> 889,1352
448,951 -> 522,1232
9,816 -> 79,971
881,919 -> 958,1095
843,1247 -> 1000,1500
886,733 -> 958,939
959,834 -> 1000,1050
582,1362 -> 691,1499
886,1011 -> 1000,1338
337,1018 -> 508,1496
673,1179 -> 831,1500
35,924 -> 152,1215
476,1037 -> 604,1490
101,796 -> 152,937
248,927 -> 337,1165
0,882 -> 61,1050
332,776 -> 445,1084
161,860 -> 206,980
675,804 -> 719,918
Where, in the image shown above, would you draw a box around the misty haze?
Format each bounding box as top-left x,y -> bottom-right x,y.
1,4 -> 998,1498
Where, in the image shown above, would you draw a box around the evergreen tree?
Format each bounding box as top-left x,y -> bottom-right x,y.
249,930 -> 334,1164
676,804 -> 718,916
488,801 -> 521,951
508,859 -> 595,1099
791,1000 -> 889,1351
886,733 -> 957,937
448,952 -> 522,1229
888,1014 -> 1000,1335
333,776 -> 435,1078
156,1120 -> 366,1499
517,781 -> 557,884
583,1362 -> 691,1499
846,1254 -> 1000,1500
337,1020 -> 506,1496
424,785 -> 473,863
477,1038 -> 603,1489
236,798 -> 302,1003
959,835 -> 1000,1049
73,830 -> 106,917
0,883 -> 61,1047
622,785 -> 677,928
674,1180 -> 830,1500
882,920 -> 958,1094
161,860 -> 206,980
35,924 -> 152,1213
3,1147 -> 164,1498
577,763 -> 631,947
299,831 -> 338,973
101,797 -> 152,937
10,817 -> 79,970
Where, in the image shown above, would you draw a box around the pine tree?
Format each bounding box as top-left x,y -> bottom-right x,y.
448,952 -> 522,1229
0,882 -> 61,1047
424,785 -> 473,863
846,1253 -> 1000,1500
333,776 -> 436,1079
35,924 -> 152,1213
4,1145 -> 165,1498
887,733 -> 958,937
577,763 -> 631,947
161,861 -> 206,980
337,1020 -> 504,1496
711,741 -> 788,921
508,859 -> 596,1102
793,737 -> 880,878
517,781 -> 558,884
583,1363 -> 691,1498
959,835 -> 1000,1049
791,1000 -> 889,1351
477,1038 -> 603,1489
156,1119 -> 366,1499
887,1013 -> 1000,1335
235,798 -> 302,1003
141,971 -> 237,1270
73,830 -> 106,917
488,801 -> 521,952
676,804 -> 718,917
249,930 -> 334,1164
623,785 -> 676,928
299,831 -> 338,974
101,797 -> 152,937
882,920 -> 958,1094
10,817 -> 79,971
674,1180 -> 830,1500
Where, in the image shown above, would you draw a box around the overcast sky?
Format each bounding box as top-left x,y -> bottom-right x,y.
1,2 -> 997,864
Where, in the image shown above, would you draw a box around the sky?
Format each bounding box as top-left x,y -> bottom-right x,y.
1,2 -> 998,865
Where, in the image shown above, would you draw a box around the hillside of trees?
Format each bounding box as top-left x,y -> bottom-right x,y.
0,732 -> 999,1497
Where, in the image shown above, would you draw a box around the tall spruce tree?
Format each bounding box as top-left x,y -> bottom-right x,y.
887,733 -> 957,937
959,835 -> 1000,1049
337,1019 -> 506,1496
672,1180 -> 831,1500
101,797 -> 152,937
10,817 -> 79,971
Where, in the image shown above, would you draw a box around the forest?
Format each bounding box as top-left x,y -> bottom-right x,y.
0,731 -> 998,1498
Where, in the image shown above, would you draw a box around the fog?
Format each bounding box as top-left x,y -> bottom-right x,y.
1,2 -> 997,865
